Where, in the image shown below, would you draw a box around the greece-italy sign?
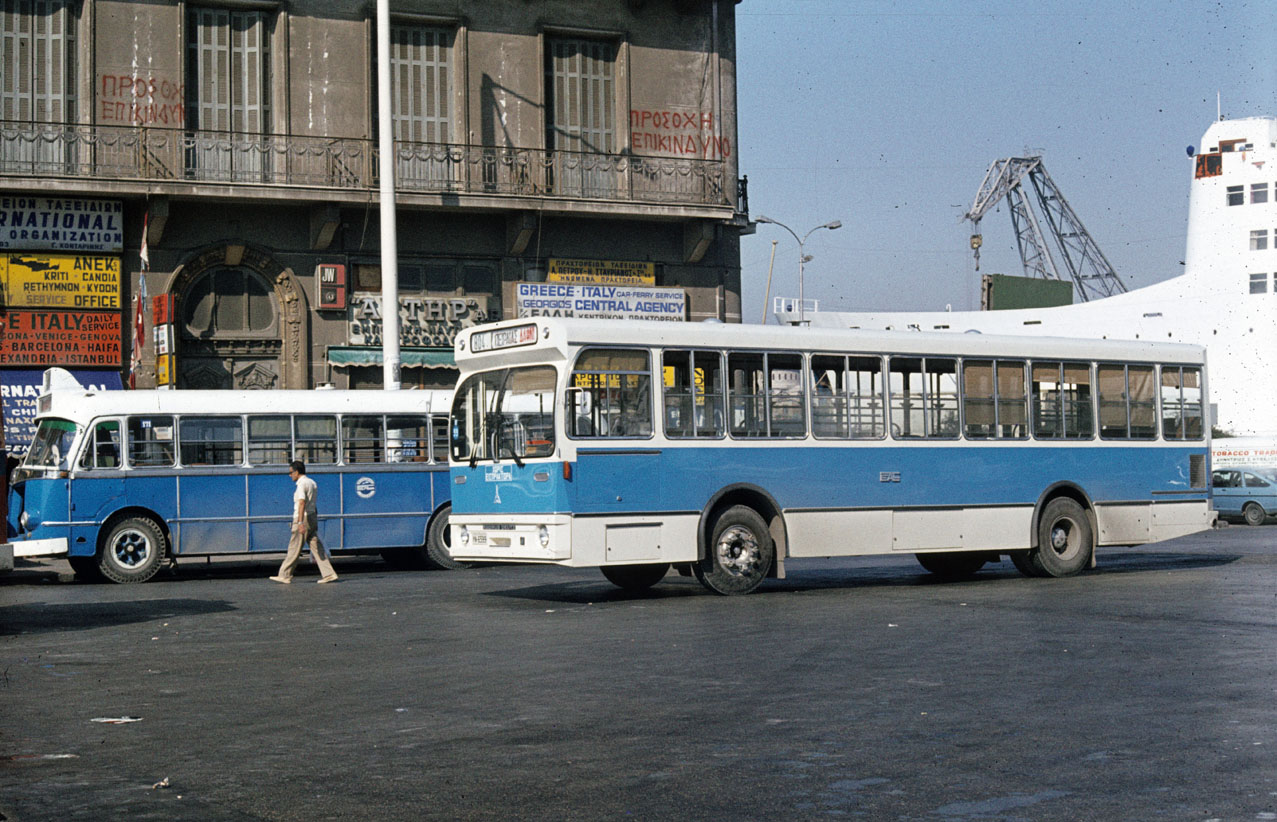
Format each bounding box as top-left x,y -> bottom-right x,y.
0,196 -> 124,253
516,283 -> 686,321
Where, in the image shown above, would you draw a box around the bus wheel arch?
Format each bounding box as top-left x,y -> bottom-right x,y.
424,503 -> 471,570
96,509 -> 170,584
696,485 -> 784,595
1024,486 -> 1095,578
698,484 -> 787,570
1030,483 -> 1096,551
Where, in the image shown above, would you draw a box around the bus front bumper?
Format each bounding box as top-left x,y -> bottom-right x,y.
450,515 -> 572,563
0,537 -> 69,570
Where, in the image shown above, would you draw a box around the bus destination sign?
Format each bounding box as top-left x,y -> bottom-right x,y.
470,324 -> 538,353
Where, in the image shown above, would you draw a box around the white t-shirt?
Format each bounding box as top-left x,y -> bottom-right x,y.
293,475 -> 318,518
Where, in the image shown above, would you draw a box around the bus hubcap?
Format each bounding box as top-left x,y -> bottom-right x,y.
113,531 -> 151,568
1049,521 -> 1073,554
716,525 -> 760,577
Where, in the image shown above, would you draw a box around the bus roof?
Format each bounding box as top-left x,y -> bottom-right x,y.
455,317 -> 1208,368
34,381 -> 450,426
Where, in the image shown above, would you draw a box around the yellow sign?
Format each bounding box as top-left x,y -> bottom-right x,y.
156,354 -> 175,386
1,253 -> 121,309
547,258 -> 655,285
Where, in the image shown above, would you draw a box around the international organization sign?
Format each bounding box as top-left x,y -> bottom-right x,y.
516,282 -> 686,321
0,196 -> 124,253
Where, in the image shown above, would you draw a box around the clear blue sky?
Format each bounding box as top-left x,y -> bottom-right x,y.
736,0 -> 1276,320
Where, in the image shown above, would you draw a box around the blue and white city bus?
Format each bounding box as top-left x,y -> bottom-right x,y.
3,369 -> 457,583
447,318 -> 1214,595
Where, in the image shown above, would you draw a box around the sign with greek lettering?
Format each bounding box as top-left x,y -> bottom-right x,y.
348,295 -> 490,348
1,254 -> 121,310
547,258 -> 656,285
516,282 -> 686,322
0,196 -> 124,253
0,311 -> 123,366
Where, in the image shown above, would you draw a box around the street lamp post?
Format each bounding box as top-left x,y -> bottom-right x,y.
756,215 -> 842,325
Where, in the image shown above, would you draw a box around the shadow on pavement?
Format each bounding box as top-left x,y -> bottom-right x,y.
484,551 -> 1245,604
0,597 -> 237,636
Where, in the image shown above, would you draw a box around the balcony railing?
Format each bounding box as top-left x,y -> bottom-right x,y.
0,121 -> 733,208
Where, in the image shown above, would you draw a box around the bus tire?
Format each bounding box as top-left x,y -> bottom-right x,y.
1033,498 -> 1093,578
916,551 -> 987,580
1009,550 -> 1045,578
68,555 -> 103,581
98,516 -> 166,584
695,505 -> 773,596
1242,502 -> 1267,527
601,563 -> 670,591
424,505 -> 470,571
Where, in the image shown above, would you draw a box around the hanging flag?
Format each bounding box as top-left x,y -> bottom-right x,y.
139,208 -> 150,272
129,275 -> 147,389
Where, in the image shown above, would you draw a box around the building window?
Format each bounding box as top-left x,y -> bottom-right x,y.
1253,183 -> 1269,204
1251,229 -> 1268,251
1227,185 -> 1244,206
0,0 -> 76,168
1250,273 -> 1268,294
389,25 -> 454,187
545,35 -> 616,197
186,7 -> 272,178
183,267 -> 277,335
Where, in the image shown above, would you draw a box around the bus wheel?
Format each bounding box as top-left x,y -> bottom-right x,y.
1242,502 -> 1267,527
99,517 -> 166,584
695,505 -> 773,595
601,563 -> 670,591
1034,498 -> 1093,578
425,505 -> 471,571
916,551 -> 987,580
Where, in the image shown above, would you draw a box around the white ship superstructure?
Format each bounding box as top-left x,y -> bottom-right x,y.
778,117 -> 1277,436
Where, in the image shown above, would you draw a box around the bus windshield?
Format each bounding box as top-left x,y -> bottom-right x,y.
451,366 -> 557,462
23,418 -> 80,471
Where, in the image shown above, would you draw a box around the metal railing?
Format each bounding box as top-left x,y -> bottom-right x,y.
0,121 -> 733,208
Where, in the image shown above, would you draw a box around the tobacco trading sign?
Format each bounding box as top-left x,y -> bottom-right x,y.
0,253 -> 121,310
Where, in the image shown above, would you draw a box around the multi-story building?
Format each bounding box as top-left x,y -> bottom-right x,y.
0,0 -> 747,392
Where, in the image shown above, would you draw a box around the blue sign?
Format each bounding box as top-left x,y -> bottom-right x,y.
1,368 -> 123,456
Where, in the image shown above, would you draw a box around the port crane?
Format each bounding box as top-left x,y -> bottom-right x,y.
964,156 -> 1127,302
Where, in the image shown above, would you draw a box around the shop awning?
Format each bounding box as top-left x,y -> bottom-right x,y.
326,347 -> 456,369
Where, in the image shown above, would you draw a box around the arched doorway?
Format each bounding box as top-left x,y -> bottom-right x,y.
165,245 -> 309,389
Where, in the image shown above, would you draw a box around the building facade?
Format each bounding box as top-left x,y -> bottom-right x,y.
0,0 -> 747,394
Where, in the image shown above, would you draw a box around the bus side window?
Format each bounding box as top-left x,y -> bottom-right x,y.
80,420 -> 121,469
569,348 -> 653,439
248,416 -> 291,466
430,415 -> 449,463
179,416 -> 244,465
296,415 -> 338,465
343,415 -> 384,464
127,416 -> 175,468
387,415 -> 429,462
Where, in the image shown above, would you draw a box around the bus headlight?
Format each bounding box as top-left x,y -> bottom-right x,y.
538,525 -> 550,548
19,511 -> 30,531
459,526 -> 470,546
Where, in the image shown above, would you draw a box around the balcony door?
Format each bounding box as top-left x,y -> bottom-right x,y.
0,0 -> 76,172
545,36 -> 616,198
185,7 -> 271,181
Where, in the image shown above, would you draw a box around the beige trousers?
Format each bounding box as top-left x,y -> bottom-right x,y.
276,513 -> 336,580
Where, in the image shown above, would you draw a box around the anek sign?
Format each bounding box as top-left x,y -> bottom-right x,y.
1,253 -> 121,310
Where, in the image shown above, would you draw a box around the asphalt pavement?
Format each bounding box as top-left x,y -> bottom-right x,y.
1,525 -> 1275,821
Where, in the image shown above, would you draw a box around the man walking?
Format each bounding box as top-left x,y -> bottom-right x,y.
270,460 -> 338,584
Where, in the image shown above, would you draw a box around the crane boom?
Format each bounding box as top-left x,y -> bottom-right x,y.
964,156 -> 1127,302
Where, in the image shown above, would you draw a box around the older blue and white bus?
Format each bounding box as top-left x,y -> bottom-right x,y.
4,369 -> 457,583
447,318 -> 1213,595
